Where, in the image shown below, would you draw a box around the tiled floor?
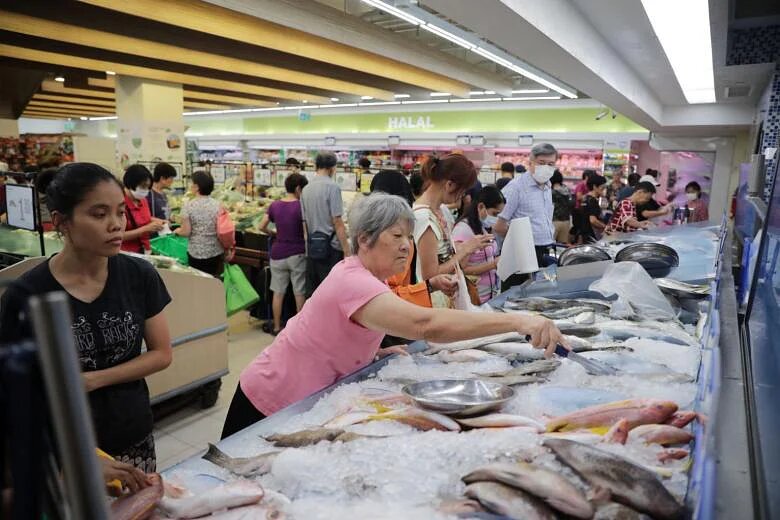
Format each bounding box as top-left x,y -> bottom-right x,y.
154,311 -> 274,470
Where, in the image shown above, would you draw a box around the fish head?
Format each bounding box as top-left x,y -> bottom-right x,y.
649,400 -> 679,422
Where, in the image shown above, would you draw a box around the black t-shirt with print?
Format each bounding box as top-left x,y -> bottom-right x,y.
0,254 -> 171,453
636,199 -> 660,221
578,195 -> 602,241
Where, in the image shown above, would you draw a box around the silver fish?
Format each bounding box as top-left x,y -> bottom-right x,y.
544,439 -> 684,519
580,351 -> 693,382
437,349 -> 505,363
425,332 -> 527,354
264,427 -> 345,447
464,481 -> 556,520
479,374 -> 547,386
505,297 -> 611,313
597,321 -> 697,346
572,311 -> 597,325
554,324 -> 602,338
202,443 -> 279,477
462,462 -> 594,518
475,359 -> 561,377
541,306 -> 600,320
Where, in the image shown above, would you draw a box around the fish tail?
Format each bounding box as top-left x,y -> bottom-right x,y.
202,443 -> 232,468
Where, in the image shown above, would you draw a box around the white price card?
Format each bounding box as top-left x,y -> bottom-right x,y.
254,168 -> 272,186
210,165 -> 226,183
6,184 -> 36,231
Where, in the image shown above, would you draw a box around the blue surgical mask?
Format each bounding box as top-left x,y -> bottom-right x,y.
482,215 -> 498,229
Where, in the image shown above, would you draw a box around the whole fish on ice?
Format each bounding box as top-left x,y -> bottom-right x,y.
629,424 -> 694,446
158,480 -> 265,519
437,349 -> 505,363
367,407 -> 461,431
665,410 -> 697,428
474,359 -> 560,377
203,444 -> 279,477
546,399 -> 678,432
603,418 -> 630,444
462,462 -> 593,518
464,481 -> 556,520
425,332 -> 527,354
457,414 -> 545,432
544,439 -> 683,519
265,428 -> 345,447
579,351 -> 693,381
110,473 -> 164,520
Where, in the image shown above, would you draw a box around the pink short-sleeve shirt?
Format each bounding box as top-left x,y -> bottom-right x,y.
239,255 -> 390,415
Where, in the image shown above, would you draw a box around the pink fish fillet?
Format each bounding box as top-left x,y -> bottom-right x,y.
110,473 -> 164,520
602,418 -> 629,444
546,399 -> 678,432
158,481 -> 264,519
630,424 -> 694,446
664,410 -> 697,428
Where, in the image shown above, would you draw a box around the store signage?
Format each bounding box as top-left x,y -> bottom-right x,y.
253,168 -> 272,186
388,135 -> 401,146
471,135 -> 486,146
210,165 -> 226,183
456,135 -> 470,145
387,115 -> 434,130
324,136 -> 336,146
335,172 -> 357,191
6,184 -> 36,231
478,170 -> 496,185
518,135 -> 533,146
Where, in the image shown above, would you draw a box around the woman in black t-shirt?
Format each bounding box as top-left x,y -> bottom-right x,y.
0,163 -> 173,472
579,174 -> 608,243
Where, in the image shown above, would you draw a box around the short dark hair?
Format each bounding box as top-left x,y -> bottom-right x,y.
550,169 -> 564,186
587,174 -> 607,190
515,164 -> 527,174
685,181 -> 702,192
370,170 -> 414,206
191,170 -> 215,195
123,164 -> 152,190
285,157 -> 300,167
284,172 -> 308,194
495,177 -> 511,190
627,173 -> 641,186
582,169 -> 597,180
358,157 -> 372,169
315,151 -> 338,170
153,162 -> 177,182
47,163 -> 123,226
645,168 -> 659,178
500,162 -> 515,173
635,181 -> 657,194
35,167 -> 57,194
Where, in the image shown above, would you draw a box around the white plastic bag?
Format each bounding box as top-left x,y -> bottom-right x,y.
589,261 -> 676,321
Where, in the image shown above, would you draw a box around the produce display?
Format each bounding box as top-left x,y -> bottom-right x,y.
123,276 -> 712,519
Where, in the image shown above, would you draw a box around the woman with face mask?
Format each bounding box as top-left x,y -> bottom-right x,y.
684,181 -> 709,223
414,154 -> 493,308
453,186 -> 505,303
121,164 -> 164,254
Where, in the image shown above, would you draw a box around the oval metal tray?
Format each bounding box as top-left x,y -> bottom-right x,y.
558,245 -> 612,266
402,379 -> 515,417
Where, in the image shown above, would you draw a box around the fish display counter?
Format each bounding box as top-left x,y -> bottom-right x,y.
145,225 -> 735,519
0,226 -> 63,266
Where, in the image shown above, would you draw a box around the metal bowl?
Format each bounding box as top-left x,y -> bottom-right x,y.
402,379 -> 515,417
558,245 -> 612,266
614,242 -> 679,277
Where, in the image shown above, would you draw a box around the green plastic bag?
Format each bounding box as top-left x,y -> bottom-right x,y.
150,235 -> 189,265
224,263 -> 260,316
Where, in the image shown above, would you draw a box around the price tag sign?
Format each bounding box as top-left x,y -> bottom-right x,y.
360,173 -> 375,193
6,185 -> 36,231
254,168 -> 272,186
274,170 -> 288,187
478,170 -> 496,185
335,172 -> 357,191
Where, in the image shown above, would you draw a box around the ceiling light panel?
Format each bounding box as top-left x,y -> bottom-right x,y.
641,0 -> 715,104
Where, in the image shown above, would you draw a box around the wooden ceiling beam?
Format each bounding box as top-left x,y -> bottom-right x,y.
22,113 -> 71,120
0,11 -> 395,101
77,0 -> 471,97
87,77 -> 115,89
183,101 -> 232,110
28,101 -> 115,113
0,44 -> 330,103
33,93 -> 115,107
23,107 -> 114,117
42,80 -> 115,99
183,90 -> 275,107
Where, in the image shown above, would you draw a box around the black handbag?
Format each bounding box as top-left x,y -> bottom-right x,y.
307,231 -> 335,260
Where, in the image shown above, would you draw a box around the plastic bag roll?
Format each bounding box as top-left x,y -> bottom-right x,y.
497,217 -> 538,280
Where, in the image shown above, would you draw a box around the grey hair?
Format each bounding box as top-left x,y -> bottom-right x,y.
530,142 -> 558,160
348,192 -> 414,255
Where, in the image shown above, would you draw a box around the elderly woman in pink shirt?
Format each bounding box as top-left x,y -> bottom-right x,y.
221,193 -> 567,438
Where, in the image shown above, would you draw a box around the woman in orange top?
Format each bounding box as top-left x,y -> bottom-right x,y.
370,170 -> 457,308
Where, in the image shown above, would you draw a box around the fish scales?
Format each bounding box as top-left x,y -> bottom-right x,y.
464,481 -> 557,520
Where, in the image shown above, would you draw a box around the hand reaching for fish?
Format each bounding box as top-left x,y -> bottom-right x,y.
517,315 -> 568,358
99,457 -> 150,495
428,274 -> 458,296
376,345 -> 410,359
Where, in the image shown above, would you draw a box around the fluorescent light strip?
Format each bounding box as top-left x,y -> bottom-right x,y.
641,0 -> 715,103
502,95 -> 562,101
360,96 -> 374,100
511,89 -> 550,94
88,116 -> 117,120
317,103 -> 359,108
430,92 -> 452,97
450,97 -> 503,103
421,23 -> 475,50
473,46 -> 515,69
394,94 -> 411,99
401,99 -> 450,104
359,101 -> 402,106
360,0 -> 424,26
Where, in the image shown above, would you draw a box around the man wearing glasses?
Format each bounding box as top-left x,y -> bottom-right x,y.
493,142 -> 557,289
